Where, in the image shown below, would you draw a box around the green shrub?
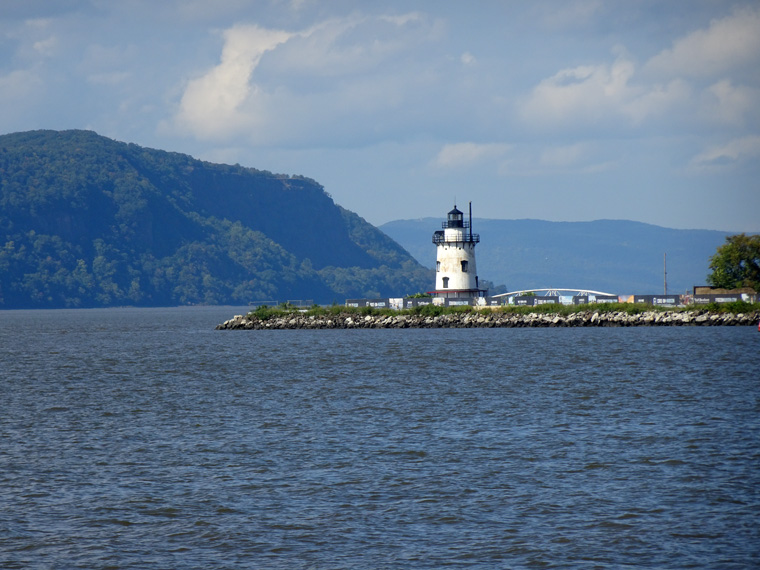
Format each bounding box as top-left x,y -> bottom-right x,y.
250,300 -> 760,322
248,304 -> 277,321
700,300 -> 758,313
412,303 -> 445,317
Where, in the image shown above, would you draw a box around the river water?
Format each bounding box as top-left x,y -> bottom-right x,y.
1,306 -> 758,569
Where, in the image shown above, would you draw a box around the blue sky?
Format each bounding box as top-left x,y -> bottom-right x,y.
2,0 -> 758,231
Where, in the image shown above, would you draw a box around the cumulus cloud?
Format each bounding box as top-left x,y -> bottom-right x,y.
700,79 -> 757,126
519,57 -> 636,127
2,1 -> 757,231
520,6 -> 760,133
623,78 -> 691,125
645,6 -> 760,79
275,12 -> 436,77
170,12 -> 438,143
433,142 -> 512,169
173,24 -> 292,139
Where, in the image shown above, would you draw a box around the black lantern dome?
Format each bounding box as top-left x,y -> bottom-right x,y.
445,206 -> 464,228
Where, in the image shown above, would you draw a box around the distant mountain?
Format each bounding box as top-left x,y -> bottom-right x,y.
0,130 -> 431,308
380,217 -> 732,295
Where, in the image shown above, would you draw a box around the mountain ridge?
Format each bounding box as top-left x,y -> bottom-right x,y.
0,129 -> 430,308
380,217 -> 733,295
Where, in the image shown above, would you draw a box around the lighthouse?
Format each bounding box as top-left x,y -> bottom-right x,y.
431,202 -> 485,299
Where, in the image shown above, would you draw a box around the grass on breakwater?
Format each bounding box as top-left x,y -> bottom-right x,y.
247,300 -> 760,321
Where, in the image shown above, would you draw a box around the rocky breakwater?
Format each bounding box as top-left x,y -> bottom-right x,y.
216,310 -> 760,330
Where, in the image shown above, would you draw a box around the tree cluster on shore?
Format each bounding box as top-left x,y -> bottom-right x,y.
708,234 -> 760,292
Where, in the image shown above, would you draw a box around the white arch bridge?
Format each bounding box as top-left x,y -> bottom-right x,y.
491,288 -> 617,300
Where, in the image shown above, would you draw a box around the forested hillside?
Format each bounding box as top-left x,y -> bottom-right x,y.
0,130 -> 431,308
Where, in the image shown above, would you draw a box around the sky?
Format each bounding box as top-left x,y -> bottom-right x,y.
1,0 -> 759,232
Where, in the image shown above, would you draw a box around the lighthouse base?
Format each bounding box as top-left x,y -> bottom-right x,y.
427,289 -> 487,299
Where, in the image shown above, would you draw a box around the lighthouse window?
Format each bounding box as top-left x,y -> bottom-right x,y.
461,260 -> 468,272
436,261 -> 440,272
442,277 -> 449,289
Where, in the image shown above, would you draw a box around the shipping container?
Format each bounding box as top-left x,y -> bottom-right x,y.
692,294 -> 743,304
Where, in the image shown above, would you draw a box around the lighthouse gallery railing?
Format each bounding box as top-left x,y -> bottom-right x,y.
432,231 -> 480,244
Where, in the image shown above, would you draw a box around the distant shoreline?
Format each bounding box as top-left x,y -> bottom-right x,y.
217,309 -> 760,330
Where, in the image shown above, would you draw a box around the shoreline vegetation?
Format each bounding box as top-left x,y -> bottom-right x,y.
217,302 -> 760,330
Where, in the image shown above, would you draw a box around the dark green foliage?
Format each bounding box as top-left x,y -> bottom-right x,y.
707,233 -> 760,292
0,130 -> 430,308
498,302 -> 668,316
699,300 -> 758,313
412,303 -> 445,317
247,305 -> 290,321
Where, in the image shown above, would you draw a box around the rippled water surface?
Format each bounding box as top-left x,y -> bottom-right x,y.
1,307 -> 759,569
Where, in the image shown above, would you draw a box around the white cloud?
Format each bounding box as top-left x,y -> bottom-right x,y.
624,78 -> 691,125
169,12 -> 442,144
700,80 -> 757,126
433,142 -> 512,169
645,6 -> 760,79
4,18 -> 58,62
1,1 -> 757,232
519,57 -> 636,128
691,135 -> 760,168
274,12 -> 436,77
520,7 -> 760,133
273,15 -> 375,77
173,24 -> 292,139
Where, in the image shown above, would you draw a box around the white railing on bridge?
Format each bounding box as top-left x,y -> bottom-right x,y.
491,288 -> 617,299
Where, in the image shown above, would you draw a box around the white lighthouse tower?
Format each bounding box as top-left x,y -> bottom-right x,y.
431,202 -> 485,299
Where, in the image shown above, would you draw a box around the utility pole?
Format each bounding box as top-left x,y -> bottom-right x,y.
664,252 -> 668,295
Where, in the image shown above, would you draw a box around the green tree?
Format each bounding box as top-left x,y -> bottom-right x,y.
0,129 -> 433,308
707,233 -> 760,291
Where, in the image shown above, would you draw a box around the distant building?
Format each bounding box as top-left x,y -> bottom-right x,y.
692,285 -> 756,304
429,203 -> 486,299
693,286 -> 756,296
